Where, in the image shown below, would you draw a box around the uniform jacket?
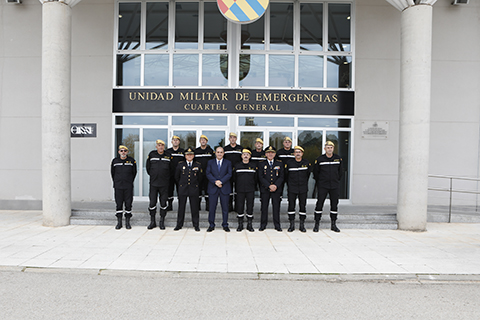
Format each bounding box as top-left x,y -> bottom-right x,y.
175,160 -> 202,196
206,158 -> 232,196
146,150 -> 172,187
194,146 -> 214,170
251,149 -> 266,165
285,159 -> 311,194
167,147 -> 185,177
224,144 -> 243,166
233,161 -> 258,193
258,160 -> 284,193
111,156 -> 137,189
313,153 -> 343,189
276,148 -> 295,164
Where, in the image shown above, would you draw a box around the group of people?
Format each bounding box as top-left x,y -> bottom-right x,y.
110,133 -> 342,233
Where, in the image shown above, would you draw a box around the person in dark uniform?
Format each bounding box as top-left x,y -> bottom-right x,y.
258,146 -> 284,232
233,149 -> 257,232
285,146 -> 311,233
146,139 -> 172,230
194,135 -> 214,210
275,136 -> 295,201
223,132 -> 243,212
250,138 -> 266,165
313,141 -> 342,233
174,147 -> 202,231
167,135 -> 184,211
111,145 -> 137,230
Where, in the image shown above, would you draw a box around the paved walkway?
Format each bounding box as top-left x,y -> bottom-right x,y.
1,210 -> 480,278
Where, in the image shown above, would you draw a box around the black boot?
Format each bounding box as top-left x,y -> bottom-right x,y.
330,213 -> 340,233
159,215 -> 165,230
237,217 -> 244,232
246,217 -> 254,232
147,213 -> 156,229
125,215 -> 132,229
287,218 -> 295,232
115,214 -> 122,230
299,215 -> 306,233
313,213 -> 322,232
166,199 -> 173,212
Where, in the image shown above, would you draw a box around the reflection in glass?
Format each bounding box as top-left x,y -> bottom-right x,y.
118,3 -> 141,50
299,55 -> 323,88
172,116 -> 227,126
116,128 -> 140,196
203,54 -> 228,87
173,131 -> 196,150
239,54 -> 265,87
145,55 -> 169,86
327,56 -> 351,88
300,3 -> 323,51
239,117 -> 294,127
241,15 -> 264,50
269,55 -> 294,87
143,129 -> 168,196
117,54 -> 141,86
270,3 -> 293,50
202,131 -> 225,150
240,132 -> 263,150
204,2 -> 227,50
298,130 -> 323,197
116,116 -> 168,126
146,2 -> 169,50
326,131 -> 350,198
328,3 -> 351,52
298,118 -> 351,128
269,131 -> 292,150
173,54 -> 199,86
175,2 -> 199,49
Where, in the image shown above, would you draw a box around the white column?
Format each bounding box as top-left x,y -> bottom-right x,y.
41,1 -> 73,227
387,1 -> 435,231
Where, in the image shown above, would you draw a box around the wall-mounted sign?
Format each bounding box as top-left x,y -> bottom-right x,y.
361,121 -> 388,139
71,123 -> 97,138
113,89 -> 354,116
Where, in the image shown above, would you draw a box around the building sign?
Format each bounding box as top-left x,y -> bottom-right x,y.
71,123 -> 97,138
361,121 -> 388,139
217,0 -> 269,24
113,89 -> 354,116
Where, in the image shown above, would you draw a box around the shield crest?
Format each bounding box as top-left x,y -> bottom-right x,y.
217,0 -> 269,24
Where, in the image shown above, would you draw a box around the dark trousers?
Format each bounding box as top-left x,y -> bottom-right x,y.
236,191 -> 254,218
209,192 -> 229,228
168,177 -> 179,202
260,191 -> 281,229
199,176 -> 209,202
177,194 -> 200,228
287,192 -> 307,217
315,187 -> 339,212
114,187 -> 133,217
149,185 -> 169,217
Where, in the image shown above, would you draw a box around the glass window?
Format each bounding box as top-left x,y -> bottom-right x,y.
173,130 -> 196,149
116,116 -> 168,125
172,116 -> 227,126
241,16 -> 265,50
270,3 -> 294,50
204,2 -> 227,50
117,54 -> 141,86
146,2 -> 169,50
145,55 -> 169,86
327,56 -> 351,88
239,117 -> 294,127
118,3 -> 141,50
269,131 -> 293,150
298,55 -> 323,88
203,54 -> 228,87
300,3 -> 323,51
326,130 -> 350,198
175,2 -> 199,49
328,3 -> 351,52
240,131 -> 263,150
298,118 -> 351,128
173,54 -> 199,86
269,55 -> 294,87
202,130 -> 225,149
239,54 -> 265,87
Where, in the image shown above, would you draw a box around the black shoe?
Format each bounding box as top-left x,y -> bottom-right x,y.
207,226 -> 215,232
147,214 -> 156,230
313,222 -> 320,233
174,226 -> 181,231
237,218 -> 244,232
287,220 -> 294,232
275,227 -> 283,232
194,226 -> 200,232
125,217 -> 131,230
159,217 -> 165,230
223,226 -> 230,232
331,223 -> 340,233
115,222 -> 122,230
246,219 -> 254,232
259,226 -> 266,231
299,219 -> 306,233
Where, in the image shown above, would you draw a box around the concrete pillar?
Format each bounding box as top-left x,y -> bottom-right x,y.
41,1 -> 72,227
397,4 -> 433,231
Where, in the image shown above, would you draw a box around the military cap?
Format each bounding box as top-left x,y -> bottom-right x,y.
229,132 -> 237,137
284,136 -> 292,142
242,148 -> 252,155
199,135 -> 208,141
265,146 -> 276,153
255,138 -> 264,144
294,146 -> 304,152
156,139 -> 165,145
325,141 -> 335,147
118,145 -> 128,151
172,135 -> 180,140
185,147 -> 195,155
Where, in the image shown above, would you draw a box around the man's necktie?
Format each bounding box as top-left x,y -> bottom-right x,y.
217,161 -> 221,171
188,162 -> 192,168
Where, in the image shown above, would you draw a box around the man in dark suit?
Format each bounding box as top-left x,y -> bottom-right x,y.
206,146 -> 232,232
174,147 -> 202,232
